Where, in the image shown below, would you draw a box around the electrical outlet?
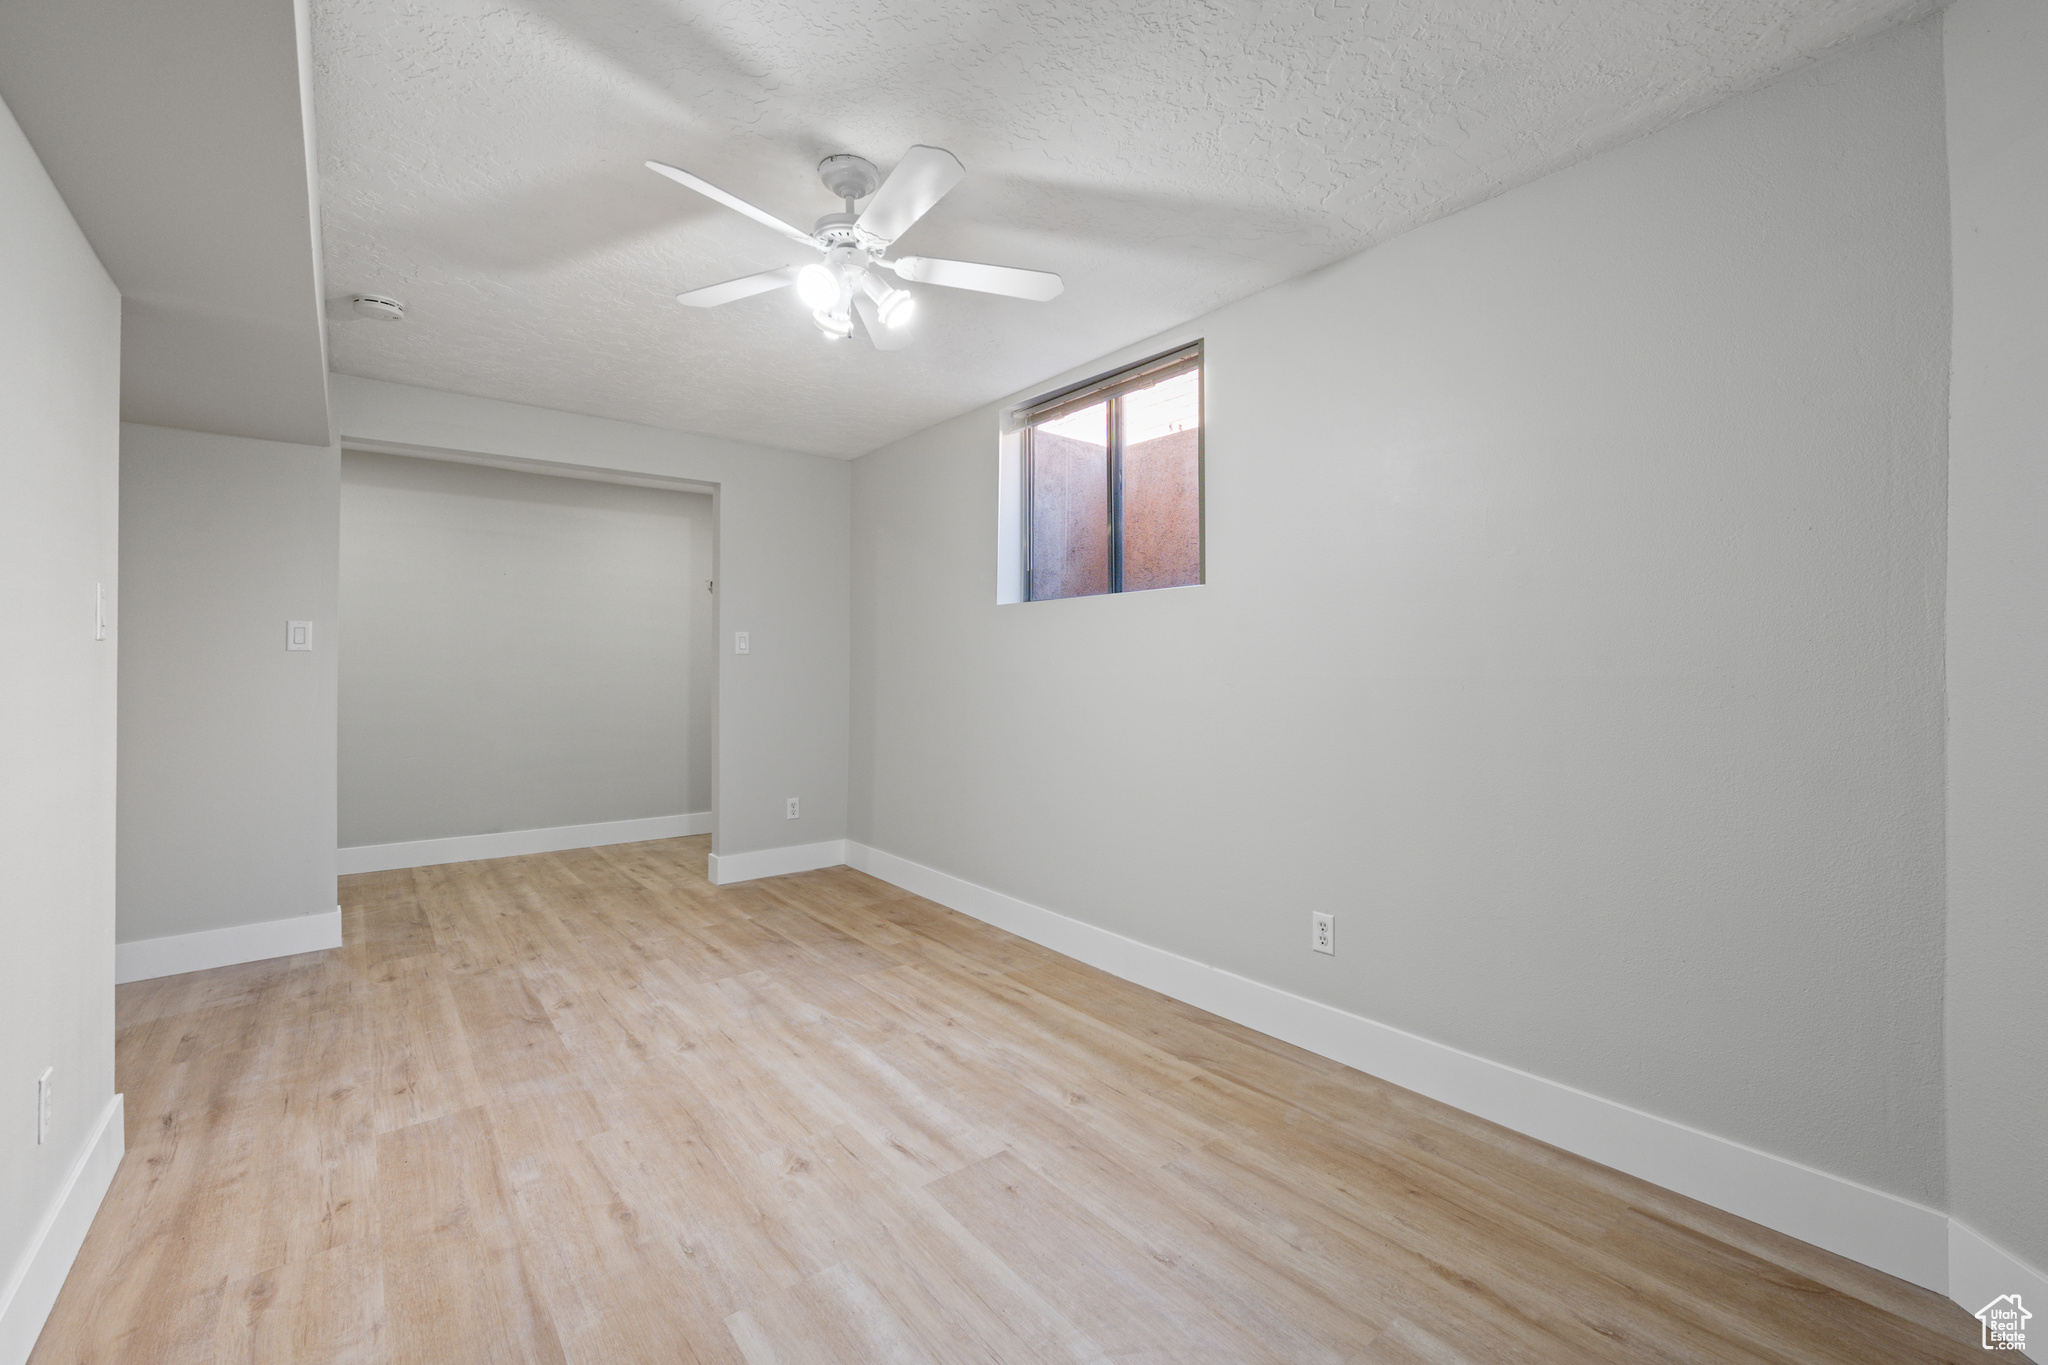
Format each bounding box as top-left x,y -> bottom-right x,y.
1311,912 -> 1335,955
37,1068 -> 52,1145
785,797 -> 800,820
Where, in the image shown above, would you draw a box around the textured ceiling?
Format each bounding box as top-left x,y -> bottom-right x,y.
315,0 -> 1938,458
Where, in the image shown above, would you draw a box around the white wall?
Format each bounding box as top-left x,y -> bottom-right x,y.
339,450 -> 714,846
118,424 -> 338,943
0,90 -> 121,1363
852,17 -> 1949,1215
1944,0 -> 2048,1283
333,377 -> 849,862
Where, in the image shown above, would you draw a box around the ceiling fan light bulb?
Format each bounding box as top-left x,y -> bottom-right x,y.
878,289 -> 915,328
812,308 -> 853,340
795,263 -> 838,310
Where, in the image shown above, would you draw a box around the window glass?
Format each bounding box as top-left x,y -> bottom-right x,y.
1027,402 -> 1111,601
1117,367 -> 1201,592
1020,347 -> 1201,601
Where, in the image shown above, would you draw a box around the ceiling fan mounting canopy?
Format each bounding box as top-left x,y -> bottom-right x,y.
816,153 -> 880,203
646,144 -> 1063,349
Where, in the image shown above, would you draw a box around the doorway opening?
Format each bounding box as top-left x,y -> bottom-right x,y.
337,448 -> 717,871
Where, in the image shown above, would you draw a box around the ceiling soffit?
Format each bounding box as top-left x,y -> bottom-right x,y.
0,0 -> 332,447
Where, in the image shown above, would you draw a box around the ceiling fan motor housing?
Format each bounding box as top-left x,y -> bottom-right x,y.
811,210 -> 865,247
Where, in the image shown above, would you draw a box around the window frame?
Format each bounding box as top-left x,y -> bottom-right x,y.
1015,342 -> 1204,602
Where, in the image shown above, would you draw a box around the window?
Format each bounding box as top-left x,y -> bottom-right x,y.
1016,344 -> 1202,601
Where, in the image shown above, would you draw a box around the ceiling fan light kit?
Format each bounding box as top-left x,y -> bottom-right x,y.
648,146 -> 1062,349
795,262 -> 839,310
862,270 -> 916,327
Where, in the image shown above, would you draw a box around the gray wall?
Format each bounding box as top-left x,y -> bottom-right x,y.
333,376 -> 850,860
118,424 -> 339,942
1945,0 -> 2048,1275
850,22 -> 1950,1207
0,87 -> 119,1354
339,450 -> 714,847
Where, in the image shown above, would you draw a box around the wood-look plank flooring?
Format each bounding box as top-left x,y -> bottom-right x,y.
33,836 -> 1979,1363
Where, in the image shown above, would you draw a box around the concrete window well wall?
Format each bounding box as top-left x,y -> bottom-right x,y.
338,450 -> 715,861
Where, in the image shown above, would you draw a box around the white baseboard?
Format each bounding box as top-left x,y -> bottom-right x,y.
1951,1219 -> 2047,1359
0,1093 -> 124,1365
115,907 -> 343,984
842,842 -> 1952,1293
708,838 -> 849,886
339,812 -> 712,875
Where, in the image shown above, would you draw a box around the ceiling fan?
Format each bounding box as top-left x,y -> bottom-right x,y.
646,146 -> 1062,348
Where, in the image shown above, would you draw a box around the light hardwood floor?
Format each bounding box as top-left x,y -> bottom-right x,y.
33,836 -> 1979,1363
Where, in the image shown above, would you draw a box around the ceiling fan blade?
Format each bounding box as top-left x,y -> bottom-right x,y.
853,295 -> 912,350
855,146 -> 965,244
645,161 -> 818,249
887,255 -> 1063,302
674,265 -> 802,308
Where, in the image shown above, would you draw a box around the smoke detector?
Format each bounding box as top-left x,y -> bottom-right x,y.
350,294 -> 405,321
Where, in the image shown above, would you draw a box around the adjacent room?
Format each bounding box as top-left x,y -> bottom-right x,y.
337,451 -> 717,874
2,0 -> 2042,1361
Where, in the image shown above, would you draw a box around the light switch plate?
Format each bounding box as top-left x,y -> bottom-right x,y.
735,631 -> 750,655
287,621 -> 313,651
